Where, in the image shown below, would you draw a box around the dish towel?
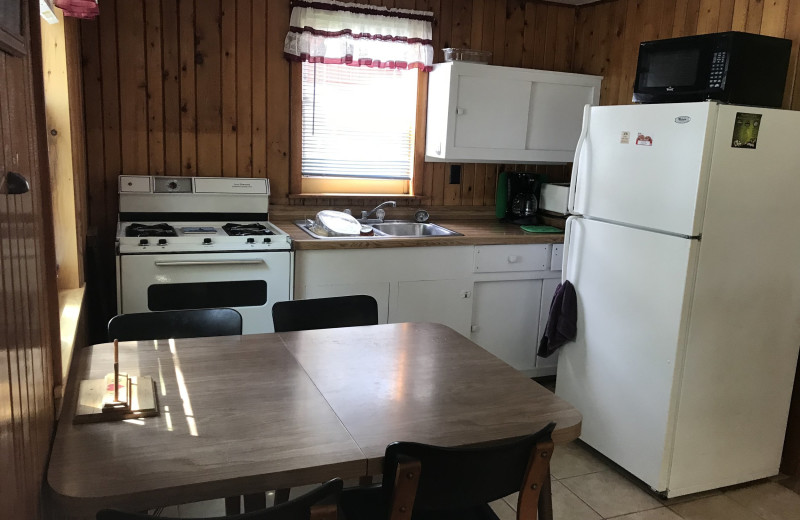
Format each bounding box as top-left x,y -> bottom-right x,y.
537,280 -> 577,358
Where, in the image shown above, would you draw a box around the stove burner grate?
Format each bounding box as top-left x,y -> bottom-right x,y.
126,223 -> 178,237
223,223 -> 275,236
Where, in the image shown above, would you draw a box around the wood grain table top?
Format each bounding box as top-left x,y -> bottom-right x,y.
47,323 -> 581,516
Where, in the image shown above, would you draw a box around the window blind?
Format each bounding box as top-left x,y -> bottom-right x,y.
301,62 -> 418,180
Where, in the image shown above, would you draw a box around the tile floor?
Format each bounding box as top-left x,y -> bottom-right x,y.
155,445 -> 800,520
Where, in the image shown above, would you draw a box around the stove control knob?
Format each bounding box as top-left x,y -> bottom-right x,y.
203,238 -> 212,245
246,238 -> 255,244
263,238 -> 271,243
158,239 -> 168,245
139,239 -> 149,246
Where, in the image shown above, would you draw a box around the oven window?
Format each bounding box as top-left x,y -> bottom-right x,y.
640,48 -> 701,88
148,281 -> 267,311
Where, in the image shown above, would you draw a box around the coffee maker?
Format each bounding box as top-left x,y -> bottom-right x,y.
496,171 -> 546,225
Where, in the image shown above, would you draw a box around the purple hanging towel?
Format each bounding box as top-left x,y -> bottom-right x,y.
537,280 -> 577,358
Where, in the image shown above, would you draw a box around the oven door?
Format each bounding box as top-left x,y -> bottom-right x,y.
118,251 -> 292,334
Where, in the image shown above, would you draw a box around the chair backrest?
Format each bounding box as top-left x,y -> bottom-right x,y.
107,308 -> 243,342
272,295 -> 379,333
96,478 -> 343,520
380,423 -> 556,520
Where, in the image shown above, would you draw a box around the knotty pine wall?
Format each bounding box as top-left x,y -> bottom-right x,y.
77,0 -> 576,325
573,0 -> 800,109
0,1 -> 60,517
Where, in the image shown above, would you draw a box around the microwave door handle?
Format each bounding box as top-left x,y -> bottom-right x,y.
154,260 -> 267,267
568,104 -> 591,215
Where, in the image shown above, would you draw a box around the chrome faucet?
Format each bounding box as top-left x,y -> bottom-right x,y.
361,201 -> 396,222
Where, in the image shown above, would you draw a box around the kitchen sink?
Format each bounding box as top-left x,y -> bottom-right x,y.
294,220 -> 462,239
371,221 -> 462,237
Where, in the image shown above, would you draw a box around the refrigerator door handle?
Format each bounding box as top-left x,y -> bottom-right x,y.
568,104 -> 591,215
562,216 -> 578,283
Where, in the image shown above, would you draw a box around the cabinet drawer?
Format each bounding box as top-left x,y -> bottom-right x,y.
474,245 -> 549,273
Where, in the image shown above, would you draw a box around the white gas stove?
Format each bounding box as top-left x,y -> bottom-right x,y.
115,175 -> 293,334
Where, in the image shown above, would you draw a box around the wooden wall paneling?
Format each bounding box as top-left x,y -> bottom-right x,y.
572,2 -> 589,74
98,0 -> 122,321
220,0 -> 236,177
492,0 -> 506,65
413,68 -> 428,198
117,0 -> 149,175
145,0 -> 165,176
179,0 -> 197,175
554,6 -> 576,72
531,3 -> 548,69
697,0 -> 721,34
251,2 -> 268,183
266,0 -> 291,195
195,0 -> 222,176
671,0 -> 690,36
162,0 -> 181,174
656,0 -> 677,39
504,1 -> 525,68
0,3 -> 57,516
604,0 -> 629,106
745,0 -> 765,33
731,0 -> 749,30
0,52 -> 30,518
41,11 -> 80,292
450,0 -> 471,50
761,0 -> 790,37
236,0 -> 252,177
65,18 -> 87,285
717,0 -> 736,31
17,31 -> 51,499
781,1 -> 800,109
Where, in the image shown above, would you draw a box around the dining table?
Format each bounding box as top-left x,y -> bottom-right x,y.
47,322 -> 582,519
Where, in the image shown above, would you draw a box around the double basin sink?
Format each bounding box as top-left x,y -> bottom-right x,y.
295,220 -> 463,240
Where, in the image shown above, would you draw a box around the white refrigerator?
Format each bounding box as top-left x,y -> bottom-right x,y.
556,101 -> 800,498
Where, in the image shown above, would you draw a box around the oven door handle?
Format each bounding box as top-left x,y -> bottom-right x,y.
154,259 -> 267,267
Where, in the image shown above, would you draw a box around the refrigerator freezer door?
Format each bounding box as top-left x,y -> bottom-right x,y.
572,102 -> 717,236
556,217 -> 698,492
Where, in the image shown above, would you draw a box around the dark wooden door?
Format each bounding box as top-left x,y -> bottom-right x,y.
0,0 -> 59,517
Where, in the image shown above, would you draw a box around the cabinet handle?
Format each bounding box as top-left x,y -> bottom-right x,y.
471,325 -> 479,333
456,107 -> 466,115
508,255 -> 520,263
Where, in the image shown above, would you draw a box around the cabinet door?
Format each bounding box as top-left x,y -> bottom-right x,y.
527,82 -> 598,153
453,75 -> 530,150
471,279 -> 543,372
299,282 -> 391,324
536,278 -> 561,369
392,280 -> 473,337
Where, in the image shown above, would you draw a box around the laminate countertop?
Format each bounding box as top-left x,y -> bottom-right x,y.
273,219 -> 565,250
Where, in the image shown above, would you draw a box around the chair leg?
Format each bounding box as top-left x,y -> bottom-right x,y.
517,440 -> 554,520
224,496 -> 241,515
274,488 -> 291,505
243,493 -> 267,512
537,472 -> 554,520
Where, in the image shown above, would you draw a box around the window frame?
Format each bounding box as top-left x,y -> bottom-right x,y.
290,61 -> 427,199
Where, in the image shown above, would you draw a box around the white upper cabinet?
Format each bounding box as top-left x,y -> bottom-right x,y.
425,62 -> 602,164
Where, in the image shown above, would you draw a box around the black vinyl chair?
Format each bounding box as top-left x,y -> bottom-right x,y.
96,478 -> 343,520
107,308 -> 243,342
340,423 -> 556,520
272,295 -> 379,333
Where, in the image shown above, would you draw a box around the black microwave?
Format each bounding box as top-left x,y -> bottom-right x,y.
633,32 -> 791,107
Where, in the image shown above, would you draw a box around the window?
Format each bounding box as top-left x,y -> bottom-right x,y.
300,62 -> 419,195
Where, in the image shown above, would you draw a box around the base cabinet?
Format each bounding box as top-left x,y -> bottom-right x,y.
294,244 -> 562,375
471,279 -> 543,373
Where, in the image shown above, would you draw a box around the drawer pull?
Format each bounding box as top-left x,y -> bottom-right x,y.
508,255 -> 521,263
